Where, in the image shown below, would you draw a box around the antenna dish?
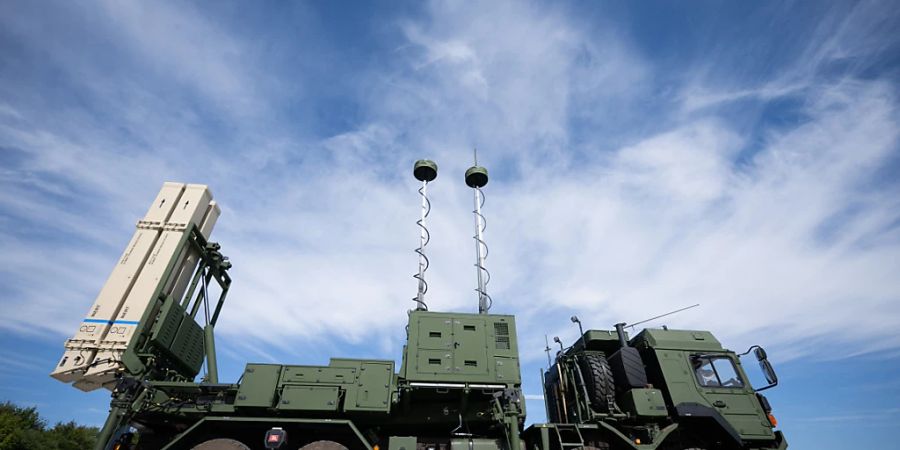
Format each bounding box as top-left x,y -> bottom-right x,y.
414,160 -> 438,182
465,166 -> 488,188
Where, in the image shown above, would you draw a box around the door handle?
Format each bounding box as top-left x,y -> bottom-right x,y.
713,400 -> 726,408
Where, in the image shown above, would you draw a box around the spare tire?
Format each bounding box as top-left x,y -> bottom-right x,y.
544,363 -> 563,422
577,353 -> 616,413
545,380 -> 562,422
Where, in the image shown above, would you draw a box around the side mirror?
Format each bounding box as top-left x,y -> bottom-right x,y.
741,345 -> 779,392
759,359 -> 778,385
754,347 -> 768,361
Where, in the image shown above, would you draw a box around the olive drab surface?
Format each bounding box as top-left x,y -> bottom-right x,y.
51,161 -> 787,450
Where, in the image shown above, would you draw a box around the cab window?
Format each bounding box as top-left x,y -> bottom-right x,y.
691,355 -> 744,388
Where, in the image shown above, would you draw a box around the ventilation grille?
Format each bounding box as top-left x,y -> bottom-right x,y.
494,322 -> 510,350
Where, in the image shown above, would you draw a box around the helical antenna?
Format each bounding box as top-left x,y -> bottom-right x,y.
413,160 -> 438,311
466,150 -> 491,314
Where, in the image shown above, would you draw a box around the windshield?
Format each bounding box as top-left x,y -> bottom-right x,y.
691,355 -> 745,388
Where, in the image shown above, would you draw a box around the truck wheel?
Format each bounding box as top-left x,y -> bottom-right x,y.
300,440 -> 349,450
577,353 -> 615,413
191,438 -> 251,449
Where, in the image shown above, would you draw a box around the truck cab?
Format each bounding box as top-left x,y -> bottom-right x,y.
536,327 -> 787,450
632,328 -> 785,449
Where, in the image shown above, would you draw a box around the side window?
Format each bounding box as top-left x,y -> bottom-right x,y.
692,355 -> 745,388
712,358 -> 744,387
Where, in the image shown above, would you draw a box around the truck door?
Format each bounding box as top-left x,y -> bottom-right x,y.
690,355 -> 774,440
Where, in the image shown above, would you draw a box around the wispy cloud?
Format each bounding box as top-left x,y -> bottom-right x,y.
0,0 -> 897,379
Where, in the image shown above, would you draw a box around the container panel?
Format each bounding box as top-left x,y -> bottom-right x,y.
235,364 -> 282,408
416,349 -> 453,375
281,366 -> 357,384
619,388 -> 667,417
417,316 -> 453,350
453,318 -> 488,375
351,362 -> 393,411
494,356 -> 519,382
278,386 -> 339,411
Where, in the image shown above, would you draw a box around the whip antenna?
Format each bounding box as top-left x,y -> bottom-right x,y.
627,303 -> 700,330
412,160 -> 438,311
466,149 -> 491,314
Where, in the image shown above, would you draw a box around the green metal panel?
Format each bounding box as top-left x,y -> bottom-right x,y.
619,388 -> 667,417
655,349 -> 707,405
494,357 -> 518,382
235,364 -> 282,408
694,356 -> 773,439
388,436 -> 416,450
281,366 -> 357,384
403,311 -> 520,384
698,386 -> 773,438
147,298 -> 204,376
170,315 -> 205,374
416,349 -> 453,374
452,317 -> 488,374
490,317 -> 517,357
278,385 -> 339,411
634,329 -> 724,352
654,349 -> 775,440
149,300 -> 185,349
417,316 -> 454,349
351,362 -> 393,411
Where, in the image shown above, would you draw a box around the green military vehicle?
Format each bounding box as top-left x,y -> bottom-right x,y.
51,160 -> 786,450
536,320 -> 786,450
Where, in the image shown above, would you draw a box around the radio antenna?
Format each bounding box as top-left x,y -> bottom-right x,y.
627,303 -> 700,330
544,335 -> 552,367
412,160 -> 438,311
466,149 -> 491,314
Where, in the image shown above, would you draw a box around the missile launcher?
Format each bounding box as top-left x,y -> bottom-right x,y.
53,159 -> 787,450
51,183 -> 221,391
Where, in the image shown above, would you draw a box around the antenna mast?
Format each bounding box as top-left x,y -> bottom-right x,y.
466,149 -> 491,314
413,160 -> 438,311
627,303 -> 700,330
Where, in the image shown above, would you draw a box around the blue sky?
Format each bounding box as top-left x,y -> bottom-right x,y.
1,1 -> 899,448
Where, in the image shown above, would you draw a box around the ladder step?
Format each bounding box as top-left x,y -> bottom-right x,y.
553,424 -> 585,448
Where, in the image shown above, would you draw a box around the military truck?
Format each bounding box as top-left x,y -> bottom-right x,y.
49,160 -> 786,450
535,321 -> 787,450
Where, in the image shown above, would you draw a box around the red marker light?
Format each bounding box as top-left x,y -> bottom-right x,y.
264,427 -> 287,449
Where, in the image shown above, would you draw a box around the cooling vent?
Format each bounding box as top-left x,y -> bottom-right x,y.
494,322 -> 510,350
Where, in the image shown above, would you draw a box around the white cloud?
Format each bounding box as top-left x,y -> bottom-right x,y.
0,0 -> 897,373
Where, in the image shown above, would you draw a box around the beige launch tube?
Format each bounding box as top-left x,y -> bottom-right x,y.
51,183 -> 219,392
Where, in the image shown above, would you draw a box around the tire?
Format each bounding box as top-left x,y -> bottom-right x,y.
544,363 -> 563,422
545,381 -> 561,423
191,438 -> 251,450
300,441 -> 349,450
577,353 -> 616,413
